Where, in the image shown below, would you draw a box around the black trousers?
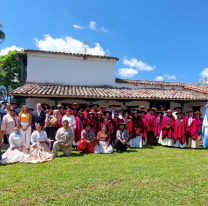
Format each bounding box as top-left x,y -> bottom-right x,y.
3,134 -> 9,144
46,127 -> 55,150
114,139 -> 127,151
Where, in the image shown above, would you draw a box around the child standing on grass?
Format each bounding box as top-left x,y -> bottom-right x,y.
114,123 -> 129,152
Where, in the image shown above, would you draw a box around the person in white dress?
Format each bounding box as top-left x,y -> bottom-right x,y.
1,125 -> 29,164
62,109 -> 76,130
94,125 -> 113,154
23,123 -> 54,163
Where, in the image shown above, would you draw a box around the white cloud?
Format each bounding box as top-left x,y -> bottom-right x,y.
89,21 -> 97,30
72,25 -> 85,29
35,34 -> 106,55
123,56 -> 155,71
118,68 -> 138,78
164,74 -> 176,79
155,76 -> 165,81
0,46 -> 23,56
200,68 -> 208,77
101,26 -> 108,32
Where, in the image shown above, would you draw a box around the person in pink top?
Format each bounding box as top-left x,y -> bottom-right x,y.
83,104 -> 91,118
185,110 -> 200,149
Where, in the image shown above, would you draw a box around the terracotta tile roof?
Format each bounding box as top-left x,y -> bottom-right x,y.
9,83 -> 208,101
116,78 -> 208,94
19,49 -> 119,61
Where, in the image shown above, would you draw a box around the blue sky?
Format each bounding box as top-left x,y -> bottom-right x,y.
0,0 -> 208,83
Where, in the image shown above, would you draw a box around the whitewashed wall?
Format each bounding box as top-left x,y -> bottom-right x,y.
27,53 -> 116,86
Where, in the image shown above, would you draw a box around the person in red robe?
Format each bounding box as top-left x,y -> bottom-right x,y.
94,111 -> 103,136
57,106 -> 66,128
111,112 -> 123,144
128,110 -> 144,148
195,111 -> 203,144
83,104 -> 91,118
102,111 -> 113,134
90,104 -> 100,113
153,110 -> 164,145
185,110 -> 200,148
145,108 -> 156,144
139,111 -> 148,145
74,111 -> 88,149
159,109 -> 175,147
87,112 -> 97,134
152,107 -> 158,117
173,111 -> 186,148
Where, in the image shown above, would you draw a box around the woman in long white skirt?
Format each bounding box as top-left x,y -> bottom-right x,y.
1,125 -> 30,164
94,125 -> 113,154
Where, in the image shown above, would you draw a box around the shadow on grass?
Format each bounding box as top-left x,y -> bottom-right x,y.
57,152 -> 84,158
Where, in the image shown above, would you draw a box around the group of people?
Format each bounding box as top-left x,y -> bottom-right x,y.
0,101 -> 204,164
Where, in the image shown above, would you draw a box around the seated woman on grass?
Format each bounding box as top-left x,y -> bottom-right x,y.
77,123 -> 96,154
94,125 -> 113,154
1,125 -> 30,164
114,122 -> 129,152
23,123 -> 54,163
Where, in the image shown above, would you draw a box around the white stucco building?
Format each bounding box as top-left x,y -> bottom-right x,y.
10,49 -> 208,115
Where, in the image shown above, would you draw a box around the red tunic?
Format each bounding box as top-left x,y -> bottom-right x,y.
123,117 -> 132,134
74,117 -> 88,142
173,118 -> 186,144
161,116 -> 175,139
101,118 -> 113,134
141,117 -> 148,139
128,116 -> 144,140
153,116 -> 163,137
145,113 -> 156,132
184,117 -> 199,140
83,111 -> 90,118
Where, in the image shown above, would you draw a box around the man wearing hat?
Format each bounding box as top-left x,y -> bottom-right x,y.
194,111 -> 203,144
159,105 -> 167,117
185,110 -> 200,148
90,103 -> 100,114
173,111 -> 186,148
52,119 -> 74,157
109,104 -> 118,119
173,106 -> 182,119
153,110 -> 164,145
74,111 -> 88,149
114,122 -> 129,152
128,111 -> 144,148
145,108 -> 156,144
41,103 -> 50,111
111,112 -> 124,144
83,104 -> 91,118
11,102 -> 21,115
140,106 -> 146,112
159,110 -> 175,147
71,103 -> 80,109
100,105 -> 108,115
77,123 -> 96,154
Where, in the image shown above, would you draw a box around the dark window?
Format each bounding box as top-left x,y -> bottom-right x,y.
192,106 -> 200,112
150,102 -> 170,110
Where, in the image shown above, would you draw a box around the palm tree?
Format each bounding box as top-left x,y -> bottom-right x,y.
0,22 -> 6,44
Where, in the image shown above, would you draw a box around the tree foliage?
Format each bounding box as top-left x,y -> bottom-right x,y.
0,50 -> 23,101
0,22 -> 6,44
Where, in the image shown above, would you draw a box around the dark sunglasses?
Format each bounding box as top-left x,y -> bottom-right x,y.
10,110 -> 15,112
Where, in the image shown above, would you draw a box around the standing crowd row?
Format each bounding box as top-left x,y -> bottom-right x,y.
0,101 -> 204,164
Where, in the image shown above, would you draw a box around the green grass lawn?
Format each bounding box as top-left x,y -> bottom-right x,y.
1,146 -> 208,206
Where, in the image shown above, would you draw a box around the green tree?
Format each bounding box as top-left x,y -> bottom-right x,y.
0,50 -> 23,101
0,22 -> 6,44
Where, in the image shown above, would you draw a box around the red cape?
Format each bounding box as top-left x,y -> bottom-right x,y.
173,118 -> 186,144
153,116 -> 163,136
142,117 -> 148,139
161,116 -> 175,139
145,113 -> 156,132
101,118 -> 113,133
128,116 -> 144,140
74,117 -> 88,142
185,117 -> 199,140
